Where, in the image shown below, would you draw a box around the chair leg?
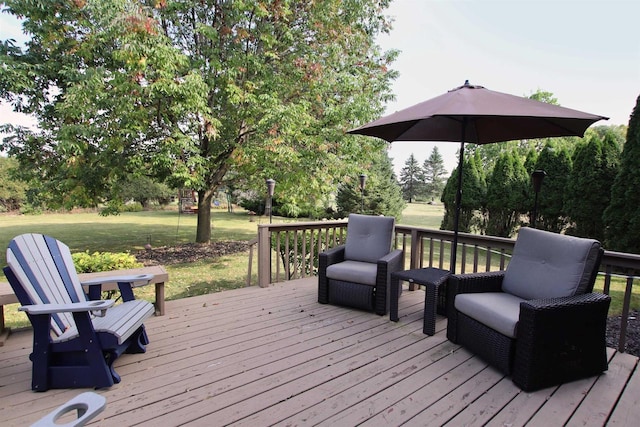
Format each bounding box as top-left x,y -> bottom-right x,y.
72,312 -> 115,389
104,350 -> 121,385
125,326 -> 149,354
30,314 -> 54,392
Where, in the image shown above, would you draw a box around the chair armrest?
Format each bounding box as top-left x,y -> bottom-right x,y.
319,245 -> 346,266
446,270 -> 505,342
33,392 -> 106,427
82,274 -> 152,302
81,273 -> 153,287
447,270 -> 505,316
19,299 -> 115,315
521,292 -> 611,313
318,245 -> 346,304
514,292 -> 611,390
378,249 -> 404,270
374,249 -> 404,315
448,270 -> 505,296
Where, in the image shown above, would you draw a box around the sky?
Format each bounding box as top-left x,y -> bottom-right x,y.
378,0 -> 640,175
1,0 -> 639,175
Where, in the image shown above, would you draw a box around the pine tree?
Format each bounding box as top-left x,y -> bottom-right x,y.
398,154 -> 421,203
485,150 -> 529,237
565,133 -> 619,241
441,151 -> 486,233
604,94 -> 640,252
337,151 -> 406,219
422,147 -> 447,202
534,142 -> 572,233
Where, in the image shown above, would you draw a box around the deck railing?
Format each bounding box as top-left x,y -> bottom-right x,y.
253,220 -> 640,353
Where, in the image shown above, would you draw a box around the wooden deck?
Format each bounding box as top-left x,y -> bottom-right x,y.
1,277 -> 639,426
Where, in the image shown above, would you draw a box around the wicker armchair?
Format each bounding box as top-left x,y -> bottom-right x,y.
318,214 -> 403,315
446,227 -> 610,392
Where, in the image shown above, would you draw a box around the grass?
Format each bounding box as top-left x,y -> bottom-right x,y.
0,208 -> 259,265
1,207 -> 262,328
399,202 -> 445,229
1,203 -> 637,328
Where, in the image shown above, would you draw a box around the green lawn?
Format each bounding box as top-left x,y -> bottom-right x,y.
0,208 -> 259,265
398,202 -> 445,229
0,207 -> 262,328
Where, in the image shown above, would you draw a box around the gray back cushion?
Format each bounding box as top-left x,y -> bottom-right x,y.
344,214 -> 395,263
502,227 -> 601,300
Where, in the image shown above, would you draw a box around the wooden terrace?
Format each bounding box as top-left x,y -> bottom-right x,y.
1,277 -> 639,426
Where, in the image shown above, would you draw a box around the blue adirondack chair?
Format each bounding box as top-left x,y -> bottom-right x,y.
3,233 -> 155,391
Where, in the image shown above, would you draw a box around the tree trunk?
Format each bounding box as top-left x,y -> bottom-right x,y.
195,190 -> 214,243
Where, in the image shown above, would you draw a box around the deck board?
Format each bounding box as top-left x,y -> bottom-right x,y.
0,277 -> 637,426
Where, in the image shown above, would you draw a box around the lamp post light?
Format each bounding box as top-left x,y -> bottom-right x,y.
265,178 -> 276,223
531,170 -> 547,229
359,174 -> 367,213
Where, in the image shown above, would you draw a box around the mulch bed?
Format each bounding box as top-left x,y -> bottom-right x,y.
135,241 -> 249,266
606,309 -> 640,357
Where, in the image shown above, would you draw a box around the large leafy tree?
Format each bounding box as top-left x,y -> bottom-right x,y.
1,0 -> 397,242
1,1 -> 208,215
604,94 -> 640,252
565,133 -> 620,241
398,153 -> 420,203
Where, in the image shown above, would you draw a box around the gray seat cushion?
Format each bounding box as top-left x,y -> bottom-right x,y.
455,292 -> 525,339
344,214 -> 395,263
326,260 -> 378,286
502,228 -> 601,300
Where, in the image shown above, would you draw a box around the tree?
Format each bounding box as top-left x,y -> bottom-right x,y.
534,142 -> 572,233
485,150 -> 529,237
120,176 -> 175,208
398,153 -> 421,202
441,150 -> 486,233
0,156 -> 28,212
604,94 -> 640,253
565,133 -> 620,241
1,1 -> 209,212
422,146 -> 447,201
337,150 -> 405,219
0,0 -> 397,243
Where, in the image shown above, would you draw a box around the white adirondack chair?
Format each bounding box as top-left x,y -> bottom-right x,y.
3,233 -> 154,391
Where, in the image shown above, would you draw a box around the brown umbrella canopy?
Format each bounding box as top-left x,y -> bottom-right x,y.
350,81 -> 607,143
348,81 -> 607,273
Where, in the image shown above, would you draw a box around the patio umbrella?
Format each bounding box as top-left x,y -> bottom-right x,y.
348,80 -> 607,273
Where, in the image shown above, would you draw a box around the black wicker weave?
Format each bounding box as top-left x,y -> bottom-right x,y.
446,249 -> 610,392
512,292 -> 610,391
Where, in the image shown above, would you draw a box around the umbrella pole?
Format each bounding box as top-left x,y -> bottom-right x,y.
451,121 -> 467,274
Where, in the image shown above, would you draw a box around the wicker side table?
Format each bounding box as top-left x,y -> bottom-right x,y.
390,268 -> 450,335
